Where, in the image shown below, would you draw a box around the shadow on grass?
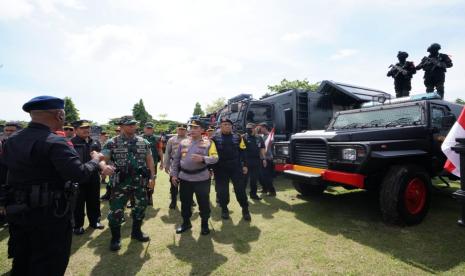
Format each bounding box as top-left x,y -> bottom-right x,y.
212,219 -> 261,254
285,186 -> 465,273
168,232 -> 227,276
0,223 -> 8,243
88,233 -> 150,276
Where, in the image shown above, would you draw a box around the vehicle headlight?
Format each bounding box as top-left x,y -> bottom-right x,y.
274,144 -> 290,157
342,148 -> 357,161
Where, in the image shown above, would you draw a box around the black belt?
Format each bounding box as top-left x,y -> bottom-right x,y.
180,167 -> 208,174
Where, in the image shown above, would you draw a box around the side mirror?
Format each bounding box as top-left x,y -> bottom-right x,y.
230,103 -> 239,113
442,114 -> 456,128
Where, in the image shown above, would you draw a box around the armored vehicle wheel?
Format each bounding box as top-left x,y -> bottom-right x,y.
380,164 -> 431,225
292,179 -> 327,196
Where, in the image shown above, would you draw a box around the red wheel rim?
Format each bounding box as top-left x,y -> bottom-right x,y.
404,177 -> 426,215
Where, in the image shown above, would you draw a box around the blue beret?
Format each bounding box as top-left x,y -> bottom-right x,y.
22,96 -> 65,112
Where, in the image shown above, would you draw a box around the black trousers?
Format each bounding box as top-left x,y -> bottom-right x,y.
424,72 -> 445,99
215,165 -> 249,210
74,175 -> 101,228
259,160 -> 276,193
179,179 -> 210,221
245,161 -> 260,196
8,220 -> 72,276
394,78 -> 411,98
170,176 -> 179,201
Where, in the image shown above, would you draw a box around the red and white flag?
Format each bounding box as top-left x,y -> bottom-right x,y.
442,106 -> 465,177
265,128 -> 275,152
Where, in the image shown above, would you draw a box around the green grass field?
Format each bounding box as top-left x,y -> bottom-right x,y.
1,174 -> 465,275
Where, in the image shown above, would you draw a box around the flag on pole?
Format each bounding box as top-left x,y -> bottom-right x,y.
265,128 -> 275,153
442,106 -> 465,177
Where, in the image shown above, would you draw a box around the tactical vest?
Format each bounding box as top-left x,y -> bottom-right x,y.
213,133 -> 241,161
110,135 -> 148,169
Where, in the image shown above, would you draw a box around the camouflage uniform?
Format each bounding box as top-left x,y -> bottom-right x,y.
102,134 -> 151,228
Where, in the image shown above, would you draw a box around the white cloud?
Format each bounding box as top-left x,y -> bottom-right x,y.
65,25 -> 148,64
0,0 -> 34,20
330,49 -> 359,60
36,0 -> 85,14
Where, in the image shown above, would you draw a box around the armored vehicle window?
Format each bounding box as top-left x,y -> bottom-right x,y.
331,104 -> 423,129
246,104 -> 273,125
431,106 -> 446,129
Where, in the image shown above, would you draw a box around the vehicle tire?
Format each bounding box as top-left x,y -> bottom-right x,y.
292,179 -> 327,196
380,164 -> 431,225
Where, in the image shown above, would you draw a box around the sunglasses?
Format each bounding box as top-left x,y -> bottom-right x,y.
64,128 -> 74,131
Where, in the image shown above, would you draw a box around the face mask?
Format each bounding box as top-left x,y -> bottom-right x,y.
246,129 -> 253,135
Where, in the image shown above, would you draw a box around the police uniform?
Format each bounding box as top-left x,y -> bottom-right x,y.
163,124 -> 188,209
71,120 -> 104,234
243,131 -> 265,199
0,96 -> 103,276
170,120 -> 218,235
211,118 -> 251,220
102,116 -> 152,251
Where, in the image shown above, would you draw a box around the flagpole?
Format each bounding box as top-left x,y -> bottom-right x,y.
452,138 -> 465,227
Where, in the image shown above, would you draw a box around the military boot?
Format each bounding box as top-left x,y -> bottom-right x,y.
147,189 -> 154,206
242,208 -> 251,221
176,220 -> 192,234
110,227 -> 121,251
200,219 -> 210,235
131,219 -> 150,242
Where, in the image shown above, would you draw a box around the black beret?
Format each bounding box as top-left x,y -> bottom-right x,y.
22,96 -> 64,112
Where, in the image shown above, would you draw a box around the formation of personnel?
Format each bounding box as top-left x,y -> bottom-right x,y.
0,96 -> 279,275
387,43 -> 453,99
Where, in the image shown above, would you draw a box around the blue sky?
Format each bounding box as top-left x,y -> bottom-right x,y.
1,0 -> 464,123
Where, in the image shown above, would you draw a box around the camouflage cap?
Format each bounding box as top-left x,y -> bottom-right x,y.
5,121 -> 21,128
119,116 -> 138,125
177,124 -> 187,130
144,122 -> 154,128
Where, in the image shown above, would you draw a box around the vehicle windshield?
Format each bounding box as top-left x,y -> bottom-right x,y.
331,104 -> 424,130
246,104 -> 273,125
218,102 -> 245,123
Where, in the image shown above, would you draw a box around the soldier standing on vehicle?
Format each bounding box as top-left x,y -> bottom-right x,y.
416,43 -> 453,99
163,124 -> 188,209
0,96 -> 114,275
387,51 -> 416,98
211,118 -> 251,221
102,116 -> 156,251
170,119 -> 218,235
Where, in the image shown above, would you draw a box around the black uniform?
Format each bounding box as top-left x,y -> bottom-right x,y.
243,133 -> 265,197
416,44 -> 453,99
387,61 -> 416,98
70,135 -> 102,230
211,133 -> 249,212
0,122 -> 101,276
0,139 -> 7,225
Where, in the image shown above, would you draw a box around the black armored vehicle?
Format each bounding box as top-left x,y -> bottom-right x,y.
275,93 -> 463,225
